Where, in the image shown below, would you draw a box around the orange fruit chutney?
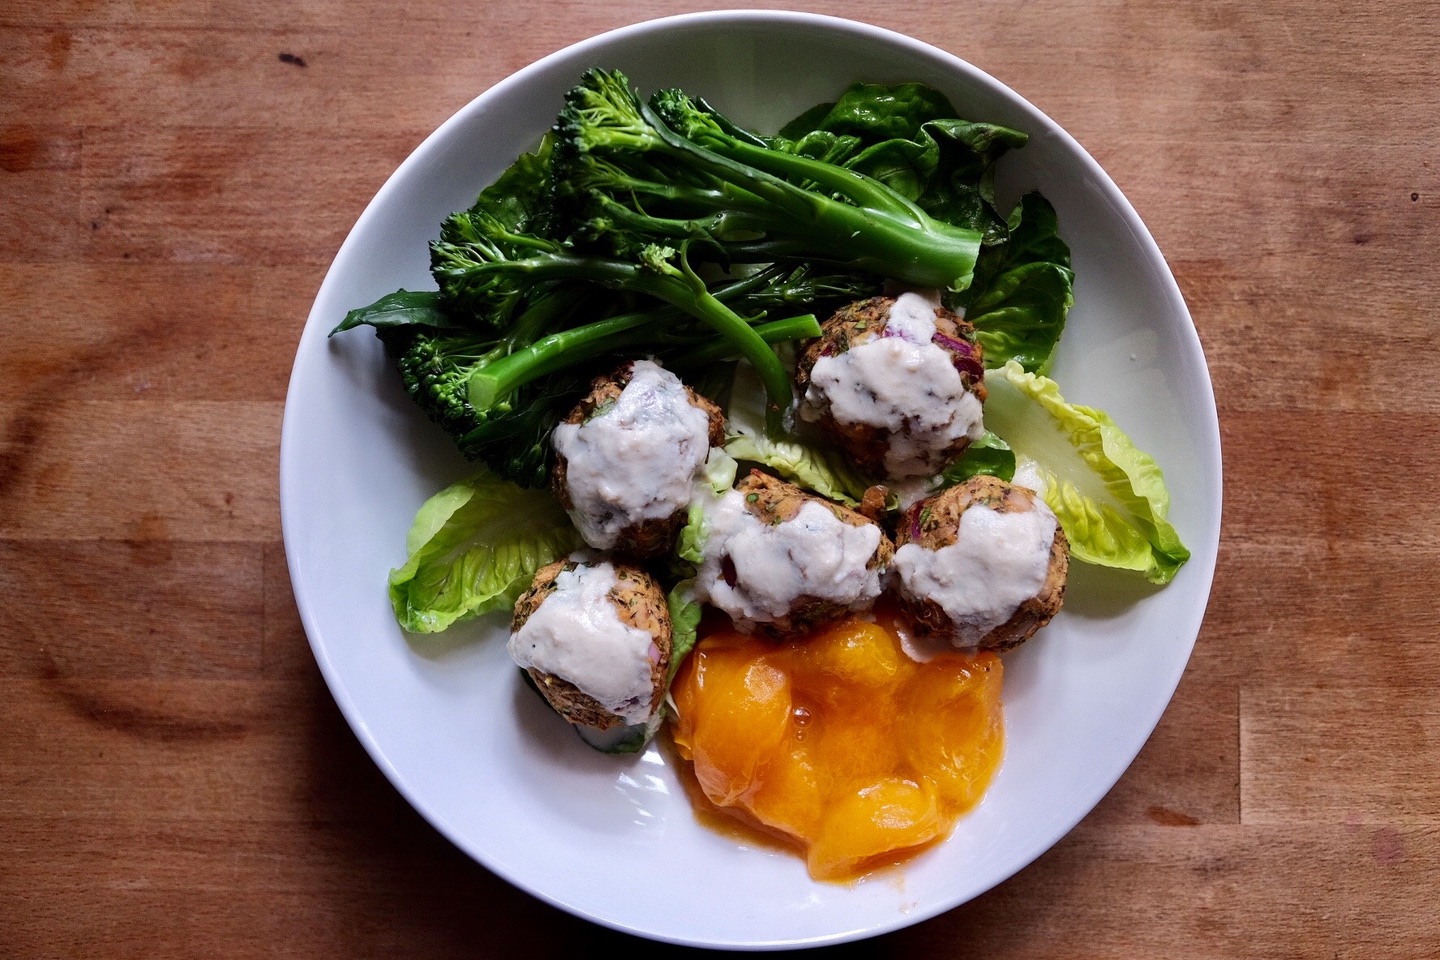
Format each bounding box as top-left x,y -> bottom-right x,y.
669,606 -> 1004,882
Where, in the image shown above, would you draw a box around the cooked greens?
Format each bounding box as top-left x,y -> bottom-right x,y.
334,70 -> 1073,488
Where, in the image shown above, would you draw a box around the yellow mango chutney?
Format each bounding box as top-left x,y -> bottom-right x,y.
670,606 -> 1004,882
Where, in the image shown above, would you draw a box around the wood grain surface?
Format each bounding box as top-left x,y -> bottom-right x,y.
3,1 -> 1437,956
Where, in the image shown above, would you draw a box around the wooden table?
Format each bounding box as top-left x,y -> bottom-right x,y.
3,1 -> 1436,956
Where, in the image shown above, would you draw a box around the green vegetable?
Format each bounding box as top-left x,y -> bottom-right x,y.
432,214 -> 793,427
555,69 -> 988,294
665,580 -> 702,685
720,363 -> 875,506
676,501 -> 708,568
575,713 -> 665,755
953,192 -> 1075,374
457,260 -> 853,414
335,73 -> 1062,489
329,289 -> 454,331
337,264 -> 856,486
771,82 -> 1074,373
674,449 -> 738,568
983,362 -> 1190,583
937,431 -> 1018,486
781,81 -> 959,143
388,469 -> 582,633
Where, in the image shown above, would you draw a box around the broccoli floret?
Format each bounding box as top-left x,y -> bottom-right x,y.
375,320 -> 592,487
382,325 -> 498,439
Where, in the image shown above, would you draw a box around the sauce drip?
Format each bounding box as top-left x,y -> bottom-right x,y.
670,605 -> 1004,882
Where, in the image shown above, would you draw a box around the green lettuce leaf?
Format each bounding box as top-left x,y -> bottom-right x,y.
698,447 -> 739,495
676,500 -> 708,567
388,468 -> 582,633
983,362 -> 1190,583
673,449 -> 738,569
721,364 -> 875,506
665,579 -> 702,684
722,432 -> 875,507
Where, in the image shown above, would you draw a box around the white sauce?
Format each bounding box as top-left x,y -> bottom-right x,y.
887,289 -> 943,337
895,286 -> 946,311
893,502 -> 1058,647
552,360 -> 712,550
507,560 -> 658,725
800,292 -> 984,480
693,492 -> 884,628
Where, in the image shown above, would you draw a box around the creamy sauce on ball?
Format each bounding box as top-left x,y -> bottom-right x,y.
507,561 -> 658,725
893,502 -> 1058,646
693,492 -> 884,628
552,360 -> 712,550
801,292 -> 984,479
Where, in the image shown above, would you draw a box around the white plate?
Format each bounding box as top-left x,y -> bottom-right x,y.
280,10 -> 1222,949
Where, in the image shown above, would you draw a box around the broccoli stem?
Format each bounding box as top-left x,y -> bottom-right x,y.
635,99 -> 983,291
561,75 -> 982,291
468,308 -> 662,410
583,192 -> 772,247
655,110 -> 919,222
501,283 -> 586,351
468,311 -> 820,412
670,314 -> 821,368
656,263 -> 791,433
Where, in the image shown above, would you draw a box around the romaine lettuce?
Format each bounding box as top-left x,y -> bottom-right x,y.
721,363 -> 875,506
666,579 -> 702,684
983,362 -> 1190,583
388,468 -> 582,633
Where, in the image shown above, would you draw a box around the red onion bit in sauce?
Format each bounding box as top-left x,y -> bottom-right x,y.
908,503 -> 926,541
931,331 -> 985,382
